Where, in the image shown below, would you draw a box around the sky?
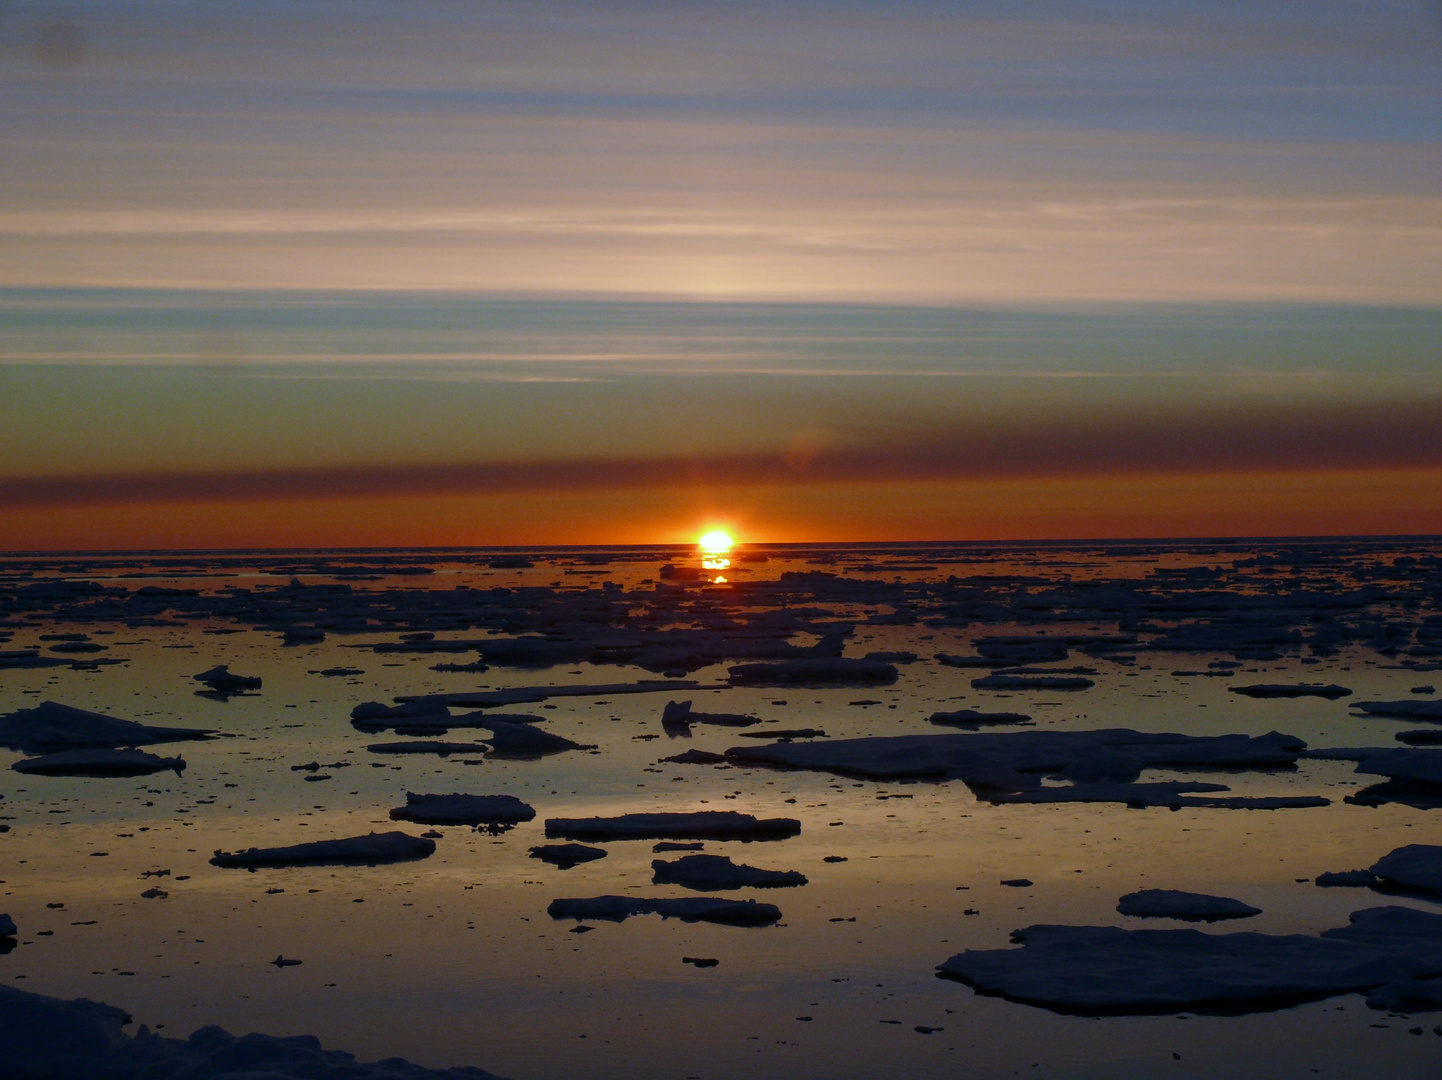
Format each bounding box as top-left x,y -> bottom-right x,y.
1,0 -> 1439,548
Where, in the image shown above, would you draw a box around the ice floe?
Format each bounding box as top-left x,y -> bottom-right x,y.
546,895 -> 782,926
727,658 -> 898,687
725,729 -> 1305,796
389,793 -> 536,827
1115,889 -> 1261,921
210,831 -> 436,868
11,748 -> 185,777
545,811 -> 801,842
529,844 -> 607,869
938,905 -> 1442,1014
0,701 -> 212,753
928,709 -> 1033,730
1370,845 -> 1442,894
651,854 -> 807,890
0,984 -> 506,1079
1229,683 -> 1352,699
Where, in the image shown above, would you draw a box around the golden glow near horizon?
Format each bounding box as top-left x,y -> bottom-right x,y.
699,529 -> 734,571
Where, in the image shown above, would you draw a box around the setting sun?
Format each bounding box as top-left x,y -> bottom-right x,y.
698,530 -> 734,553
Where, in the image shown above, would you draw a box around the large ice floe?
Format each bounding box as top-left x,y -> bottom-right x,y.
547,895 -> 782,926
210,831 -> 436,868
10,747 -> 185,777
725,728 -> 1320,808
0,701 -> 212,753
937,905 -> 1442,1014
1228,683 -> 1352,699
544,810 -> 801,841
0,985 -> 506,1079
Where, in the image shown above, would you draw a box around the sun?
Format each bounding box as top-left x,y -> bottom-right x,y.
698,530 -> 734,554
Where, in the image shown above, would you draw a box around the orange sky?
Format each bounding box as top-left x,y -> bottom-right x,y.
4,469 -> 1439,551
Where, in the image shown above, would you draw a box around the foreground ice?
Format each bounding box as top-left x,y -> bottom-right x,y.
938,906 -> 1442,1014
545,811 -> 801,841
0,701 -> 212,753
651,854 -> 807,890
389,793 -> 536,827
11,748 -> 185,777
546,895 -> 782,926
0,985 -> 505,1079
1116,889 -> 1261,921
1370,845 -> 1442,894
0,914 -> 15,937
211,831 -> 436,868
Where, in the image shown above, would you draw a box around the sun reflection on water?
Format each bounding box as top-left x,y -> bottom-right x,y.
699,529 -> 733,571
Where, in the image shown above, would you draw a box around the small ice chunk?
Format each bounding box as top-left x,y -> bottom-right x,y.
546,895 -> 782,926
929,709 -> 1032,730
661,749 -> 728,764
0,914 -> 15,937
545,811 -> 801,842
652,854 -> 807,891
192,664 -> 261,691
1315,870 -> 1379,887
389,793 -> 535,827
529,844 -> 607,869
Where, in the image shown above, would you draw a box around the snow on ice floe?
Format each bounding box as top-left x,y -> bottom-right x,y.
210,831 -> 436,868
1370,845 -> 1442,894
651,854 -> 807,891
1228,683 -> 1352,699
0,985 -> 507,1080
529,843 -> 607,869
546,895 -> 782,926
1364,978 -> 1442,1013
937,905 -> 1442,1015
0,701 -> 212,753
1115,889 -> 1261,921
388,793 -> 536,827
11,748 -> 185,778
1315,870 -> 1379,887
545,811 -> 801,842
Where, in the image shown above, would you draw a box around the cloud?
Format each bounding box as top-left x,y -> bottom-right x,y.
3,396 -> 1437,509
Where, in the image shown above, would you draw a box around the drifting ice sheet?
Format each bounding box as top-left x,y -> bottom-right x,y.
210,831 -> 436,868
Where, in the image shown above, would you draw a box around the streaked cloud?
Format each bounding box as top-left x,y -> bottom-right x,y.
4,394 -> 1437,510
